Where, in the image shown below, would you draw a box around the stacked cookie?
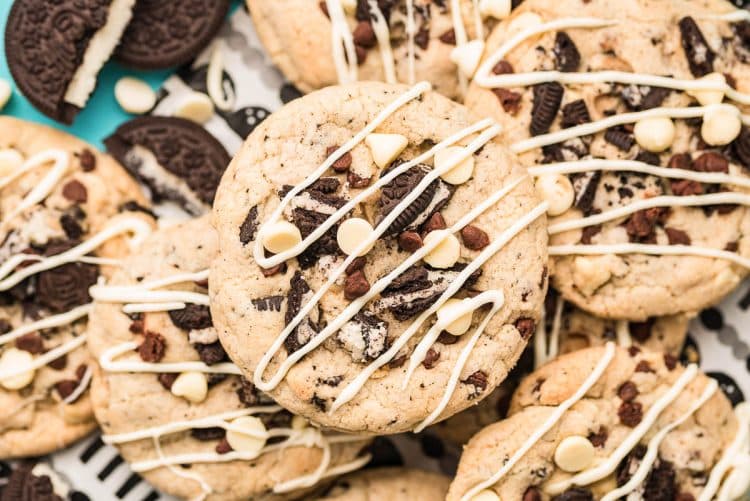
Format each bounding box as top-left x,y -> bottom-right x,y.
2,0 -> 750,500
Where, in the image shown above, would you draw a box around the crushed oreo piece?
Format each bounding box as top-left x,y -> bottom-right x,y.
239,206 -> 259,245
679,17 -> 715,77
561,100 -> 591,128
571,171 -> 601,215
553,32 -> 580,72
36,240 -> 99,313
542,137 -> 590,163
337,310 -> 389,362
190,427 -> 226,441
732,127 -> 750,169
193,342 -> 227,365
732,21 -> 750,63
251,295 -> 284,312
378,264 -> 481,320
1,462 -> 64,501
604,128 -> 635,151
530,82 -> 564,136
552,488 -> 594,501
621,85 -> 670,111
168,304 -> 212,331
377,164 -> 454,237
635,150 -> 661,166
284,271 -> 321,353
643,459 -> 678,500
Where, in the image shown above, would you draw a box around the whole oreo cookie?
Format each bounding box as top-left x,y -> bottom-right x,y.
114,0 -> 231,69
104,116 -> 231,215
5,0 -> 132,124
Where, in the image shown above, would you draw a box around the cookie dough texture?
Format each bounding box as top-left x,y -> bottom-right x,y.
313,467 -> 451,500
0,117 -> 152,458
447,346 -> 738,500
211,82 -> 548,434
246,0 -> 487,100
464,0 -> 750,319
88,217 -> 367,501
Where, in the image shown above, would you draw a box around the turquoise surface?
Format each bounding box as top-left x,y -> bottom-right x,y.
0,1 -> 240,149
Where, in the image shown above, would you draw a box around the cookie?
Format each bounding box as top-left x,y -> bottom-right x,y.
5,0 -> 135,124
104,116 -> 231,215
0,461 -> 72,501
210,81 -> 548,434
114,0 -> 232,70
0,117 -> 154,458
464,0 -> 750,319
312,467 -> 451,500
246,0 -> 519,100
433,294 -> 689,447
87,217 -> 370,501
447,345 -> 749,501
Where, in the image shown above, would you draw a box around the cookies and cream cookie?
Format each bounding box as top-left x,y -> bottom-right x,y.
0,117 -> 154,458
246,0 -> 520,100
448,345 -> 750,501
87,217 -> 370,501
210,81 -> 548,434
464,0 -> 750,319
313,467 -> 451,500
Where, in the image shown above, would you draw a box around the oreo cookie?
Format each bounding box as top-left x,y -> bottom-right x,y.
0,462 -> 64,501
5,0 -> 132,124
104,116 -> 231,215
115,0 -> 231,70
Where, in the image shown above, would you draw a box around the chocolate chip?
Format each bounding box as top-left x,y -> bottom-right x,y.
422,212 -> 447,233
422,348 -> 440,369
348,171 -> 373,188
664,353 -> 678,370
693,152 -> 728,173
60,213 -> 84,240
618,380 -> 639,402
215,438 -> 233,454
492,88 -> 522,115
0,319 -> 10,335
618,400 -> 643,427
628,346 -> 641,357
352,21 -> 376,47
437,331 -> 459,345
48,354 -> 67,371
523,487 -> 542,501
732,127 -> 750,169
553,32 -> 580,72
668,153 -> 693,170
138,332 -> 166,362
345,256 -> 367,275
239,206 -> 259,245
194,342 -> 227,365
129,318 -> 145,334
2,462 -> 64,501
62,180 -> 88,203
679,16 -> 715,77
158,373 -> 178,390
643,459 -> 678,500
260,262 -> 287,277
587,427 -> 608,448
326,146 -> 353,173
665,227 -> 691,245
55,379 -> 80,400
514,318 -> 536,340
461,225 -> 490,250
462,370 -> 488,391
561,100 -> 591,128
604,128 -> 635,151
15,333 -> 44,354
439,28 -> 456,45
530,82 -> 564,136
355,45 -> 368,65
635,360 -> 654,373
629,319 -> 653,343
552,488 -> 594,501
190,427 -> 226,441
398,231 -> 423,252
168,304 -> 212,331
580,225 -> 601,245
78,149 -> 96,171
625,208 -> 665,242
344,270 -> 370,300
415,26 -> 430,50
671,179 -> 703,196
75,364 -> 88,380
492,60 -> 514,75
389,355 -> 407,368
236,377 -> 260,406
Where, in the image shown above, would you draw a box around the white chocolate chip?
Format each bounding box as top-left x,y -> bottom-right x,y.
468,490 -> 501,501
701,106 -> 742,146
114,77 -> 156,114
170,371 -> 208,403
0,348 -> 35,391
291,415 -> 309,430
340,0 -> 357,14
687,72 -> 726,106
435,146 -> 475,185
554,435 -> 596,473
535,174 -> 575,216
436,298 -> 474,335
479,0 -> 511,19
423,230 -> 461,269
0,148 -> 24,178
633,117 -> 675,153
262,221 -> 302,254
226,416 -> 267,454
365,133 -> 408,169
451,40 -> 486,78
337,217 -> 375,256
0,79 -> 12,111
174,92 -> 215,124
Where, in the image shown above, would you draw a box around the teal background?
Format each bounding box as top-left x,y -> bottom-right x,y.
0,1 -> 241,149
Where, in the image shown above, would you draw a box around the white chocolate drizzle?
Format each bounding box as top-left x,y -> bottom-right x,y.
405,0 -> 416,85
0,335 -> 87,381
459,342 -> 617,501
99,341 -> 242,375
325,0 -> 358,84
545,364 -> 700,494
700,402 -> 750,501
0,304 -> 92,346
601,380 -> 719,501
615,320 -> 632,348
367,0 -> 398,84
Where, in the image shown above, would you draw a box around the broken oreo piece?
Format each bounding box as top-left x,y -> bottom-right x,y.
337,310 -> 389,362
530,82 -> 564,136
553,32 -> 581,72
168,304 -> 213,331
284,271 -> 321,353
679,16 -> 715,77
104,116 -> 230,215
36,240 -> 99,314
560,100 -> 591,128
5,0 -> 133,124
115,0 -> 231,70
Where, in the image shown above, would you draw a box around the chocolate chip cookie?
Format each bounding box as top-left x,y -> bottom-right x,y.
313,467 -> 451,500
448,345 -> 749,501
0,117 -> 154,458
87,217 -> 370,501
464,0 -> 750,319
210,81 -> 548,434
